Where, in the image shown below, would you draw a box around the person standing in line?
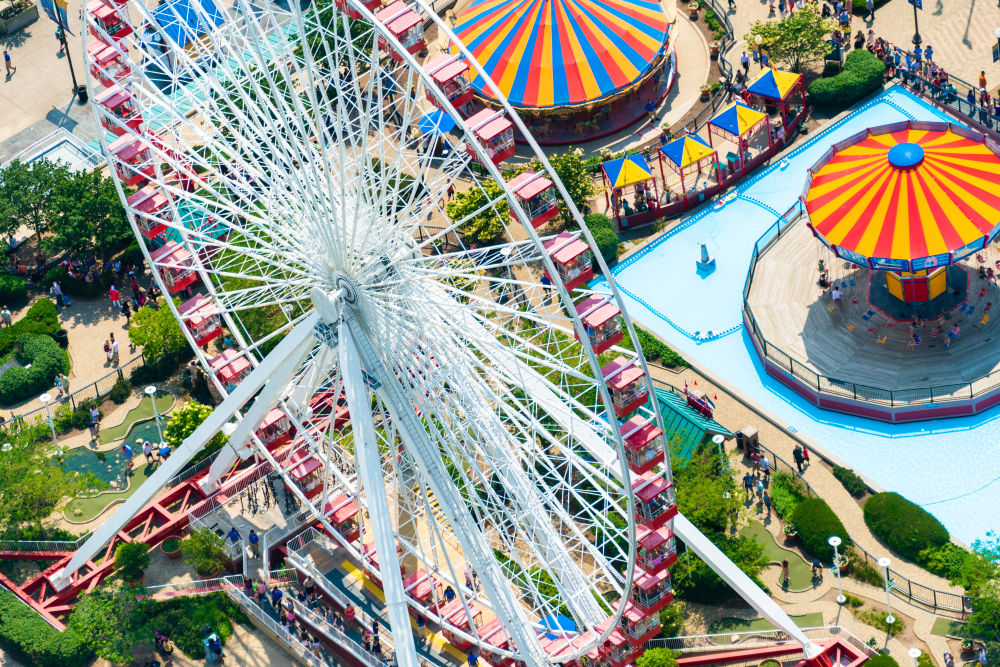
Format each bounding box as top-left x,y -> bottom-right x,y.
3,51 -> 14,75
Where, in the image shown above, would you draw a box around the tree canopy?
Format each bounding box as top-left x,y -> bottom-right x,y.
43,168 -> 131,260
745,6 -> 835,72
636,647 -> 679,667
164,401 -> 227,453
127,297 -> 188,361
527,149 -> 596,226
446,179 -> 508,246
0,159 -> 72,240
67,581 -> 146,665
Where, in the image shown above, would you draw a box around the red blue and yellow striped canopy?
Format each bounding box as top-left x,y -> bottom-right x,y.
451,0 -> 670,108
805,125 -> 1000,268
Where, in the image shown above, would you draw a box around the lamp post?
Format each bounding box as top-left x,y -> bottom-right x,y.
908,648 -> 922,667
878,557 -> 895,626
828,536 -> 846,604
40,393 -> 57,447
910,0 -> 921,46
145,386 -> 164,445
712,434 -> 726,471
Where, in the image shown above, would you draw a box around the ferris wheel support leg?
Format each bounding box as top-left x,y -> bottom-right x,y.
199,332 -> 321,495
338,316 -> 549,666
49,313 -> 321,592
673,515 -> 822,659
338,321 -> 421,667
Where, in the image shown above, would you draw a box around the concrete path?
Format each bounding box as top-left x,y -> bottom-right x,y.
724,0 -> 1000,90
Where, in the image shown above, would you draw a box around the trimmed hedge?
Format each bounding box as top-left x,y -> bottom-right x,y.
0,275 -> 27,306
770,471 -> 807,518
807,49 -> 886,111
625,326 -> 690,368
864,656 -> 900,667
789,497 -> 851,562
832,465 -> 867,498
109,376 -> 130,404
864,492 -> 949,562
0,335 -> 71,405
583,213 -> 619,268
0,299 -> 60,357
0,591 -> 92,666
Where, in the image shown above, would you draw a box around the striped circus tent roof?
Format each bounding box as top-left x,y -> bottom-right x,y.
451,0 -> 669,108
804,125 -> 1000,269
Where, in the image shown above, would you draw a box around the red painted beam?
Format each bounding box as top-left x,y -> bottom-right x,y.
676,644 -> 803,666
0,551 -> 72,561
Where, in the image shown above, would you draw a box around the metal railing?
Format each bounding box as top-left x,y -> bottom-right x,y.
742,204 -> 1000,410
225,586 -> 327,666
647,625 -> 878,657
0,531 -> 91,553
749,440 -> 973,618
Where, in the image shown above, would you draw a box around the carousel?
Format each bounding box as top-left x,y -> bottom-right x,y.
744,120 -> 1000,422
450,0 -> 674,144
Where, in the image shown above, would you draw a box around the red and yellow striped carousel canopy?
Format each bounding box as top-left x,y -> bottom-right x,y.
804,123 -> 1000,270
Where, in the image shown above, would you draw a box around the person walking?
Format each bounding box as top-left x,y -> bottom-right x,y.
248,529 -> 259,557
980,70 -> 988,91
792,445 -> 805,473
121,443 -> 134,472
110,333 -> 119,365
416,614 -> 427,643
109,285 -> 121,312
57,372 -> 69,397
3,50 -> 14,76
54,372 -> 65,397
763,491 -> 771,516
741,51 -> 750,75
50,282 -> 65,308
801,445 -> 810,467
864,0 -> 874,20
120,299 -> 131,323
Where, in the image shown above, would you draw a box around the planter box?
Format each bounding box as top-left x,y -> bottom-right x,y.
0,2 -> 39,36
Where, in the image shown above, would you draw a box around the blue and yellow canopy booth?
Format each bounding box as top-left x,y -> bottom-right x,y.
656,133 -> 719,200
601,154 -> 660,229
744,67 -> 806,137
707,102 -> 771,174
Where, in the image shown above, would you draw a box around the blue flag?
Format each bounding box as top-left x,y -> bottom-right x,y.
39,0 -> 73,34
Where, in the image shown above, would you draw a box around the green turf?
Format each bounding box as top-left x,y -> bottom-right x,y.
708,612 -> 825,635
64,459 -> 159,522
98,394 -> 174,444
931,617 -> 967,637
740,521 -> 814,590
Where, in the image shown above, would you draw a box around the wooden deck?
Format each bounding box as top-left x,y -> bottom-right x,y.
746,220 -> 1000,395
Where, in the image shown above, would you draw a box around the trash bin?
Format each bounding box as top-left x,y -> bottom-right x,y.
75,85 -> 88,104
54,329 -> 69,349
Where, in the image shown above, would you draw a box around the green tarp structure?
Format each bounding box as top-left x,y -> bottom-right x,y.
656,387 -> 731,463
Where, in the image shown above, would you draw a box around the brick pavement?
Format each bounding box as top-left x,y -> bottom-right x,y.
724,0 -> 1000,92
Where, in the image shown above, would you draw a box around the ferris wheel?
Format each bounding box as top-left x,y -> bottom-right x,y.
62,0 -> 686,663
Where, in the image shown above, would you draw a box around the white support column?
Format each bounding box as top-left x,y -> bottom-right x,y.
50,313 -> 321,591
200,334 -> 319,494
339,321 -> 420,667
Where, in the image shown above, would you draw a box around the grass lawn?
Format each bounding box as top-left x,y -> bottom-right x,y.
63,459 -> 159,522
98,393 -> 175,445
708,612 -> 825,635
931,617 -> 967,637
740,521 -> 814,590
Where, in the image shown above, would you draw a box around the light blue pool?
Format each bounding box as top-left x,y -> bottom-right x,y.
602,86 -> 999,545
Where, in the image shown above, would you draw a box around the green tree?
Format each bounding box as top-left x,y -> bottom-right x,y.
672,448 -> 740,539
44,169 -> 131,260
0,159 -> 72,240
528,149 -> 596,225
182,527 -> 231,576
446,179 -> 508,246
746,5 -> 835,72
67,581 -> 146,665
659,602 -> 685,638
0,423 -> 90,532
127,297 -> 187,361
635,647 -> 679,667
164,401 -> 228,456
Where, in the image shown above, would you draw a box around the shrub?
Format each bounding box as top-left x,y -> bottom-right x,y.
108,376 -> 130,404
113,542 -> 150,581
865,654 -> 900,667
53,399 -> 100,434
0,275 -> 27,306
182,528 -> 231,576
0,335 -> 70,405
770,471 -> 807,518
807,49 -> 885,110
628,326 -> 689,368
790,497 -> 851,562
832,465 -> 867,498
583,213 -> 619,267
864,492 -> 949,562
141,593 -> 245,657
0,590 -> 92,666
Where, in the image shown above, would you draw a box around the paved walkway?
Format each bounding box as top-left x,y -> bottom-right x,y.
725,0 -> 1000,89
